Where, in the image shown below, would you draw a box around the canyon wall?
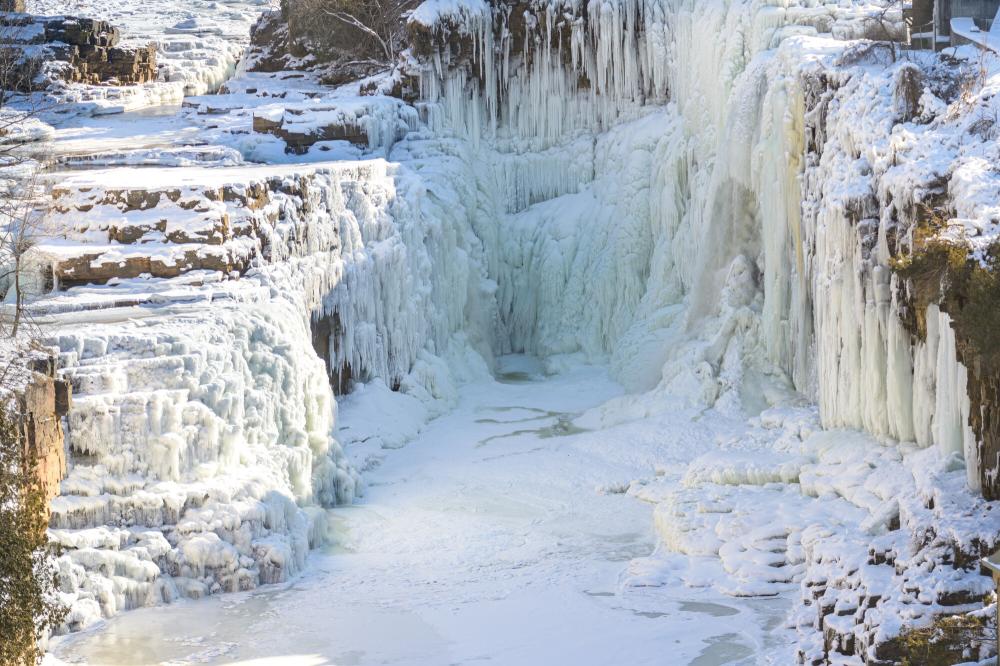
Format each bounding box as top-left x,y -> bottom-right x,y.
408,0 -> 995,498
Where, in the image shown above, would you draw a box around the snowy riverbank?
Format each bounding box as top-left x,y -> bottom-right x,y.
48,357 -> 788,665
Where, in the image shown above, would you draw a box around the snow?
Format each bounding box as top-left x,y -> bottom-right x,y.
49,362 -> 782,666
409,0 -> 489,28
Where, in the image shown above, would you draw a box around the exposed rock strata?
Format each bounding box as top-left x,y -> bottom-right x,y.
1,12 -> 156,89
15,354 -> 72,512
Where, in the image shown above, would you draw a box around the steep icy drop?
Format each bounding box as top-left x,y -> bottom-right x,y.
35,158 -> 496,628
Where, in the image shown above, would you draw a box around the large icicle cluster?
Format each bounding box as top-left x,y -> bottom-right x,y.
410,0 -> 670,147
406,0 -> 998,661
413,0 -> 983,490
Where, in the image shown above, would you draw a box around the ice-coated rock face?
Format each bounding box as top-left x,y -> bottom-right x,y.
407,0 -> 989,492
35,158 -> 496,627
50,303 -> 337,628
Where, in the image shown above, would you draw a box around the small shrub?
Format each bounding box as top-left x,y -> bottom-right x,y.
898,612 -> 996,666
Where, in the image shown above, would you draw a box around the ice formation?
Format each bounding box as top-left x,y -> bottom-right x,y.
412,0 -> 988,492
18,0 -> 1000,661
34,159 -> 495,627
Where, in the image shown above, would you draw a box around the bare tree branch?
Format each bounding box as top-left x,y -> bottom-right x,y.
321,8 -> 393,60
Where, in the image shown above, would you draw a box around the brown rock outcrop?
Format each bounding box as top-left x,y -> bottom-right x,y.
252,111 -> 369,154
244,2 -> 400,88
16,357 -> 71,511
2,14 -> 157,90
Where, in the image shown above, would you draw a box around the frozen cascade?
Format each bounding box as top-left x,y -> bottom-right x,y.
30,0 -> 999,656
38,160 -> 496,627
412,0 -> 983,487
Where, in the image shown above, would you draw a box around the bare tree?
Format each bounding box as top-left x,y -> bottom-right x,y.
291,0 -> 421,64
0,17 -> 52,339
0,171 -> 43,337
865,0 -> 909,61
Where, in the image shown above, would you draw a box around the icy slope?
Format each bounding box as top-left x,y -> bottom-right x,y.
33,157 -> 495,628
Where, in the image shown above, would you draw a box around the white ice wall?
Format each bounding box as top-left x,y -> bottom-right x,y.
40,158 -> 497,627
413,0 -> 981,484
664,1 -> 980,487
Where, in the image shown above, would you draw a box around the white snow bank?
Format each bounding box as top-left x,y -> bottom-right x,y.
409,0 -> 489,28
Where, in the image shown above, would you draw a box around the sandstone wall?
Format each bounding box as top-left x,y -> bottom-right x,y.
17,358 -> 71,511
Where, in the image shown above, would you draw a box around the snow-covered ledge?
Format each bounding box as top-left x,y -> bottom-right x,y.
951,7 -> 1000,52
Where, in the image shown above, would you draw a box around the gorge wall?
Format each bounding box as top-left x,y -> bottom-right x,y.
407,0 -> 993,495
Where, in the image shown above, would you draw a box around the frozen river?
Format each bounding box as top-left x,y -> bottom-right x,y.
49,358 -> 783,665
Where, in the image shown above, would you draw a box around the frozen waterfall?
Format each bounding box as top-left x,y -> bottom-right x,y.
28,0 -> 1000,663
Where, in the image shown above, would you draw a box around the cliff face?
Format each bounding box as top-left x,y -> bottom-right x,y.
17,358 -> 71,513
28,153 -> 495,629
894,223 -> 1000,499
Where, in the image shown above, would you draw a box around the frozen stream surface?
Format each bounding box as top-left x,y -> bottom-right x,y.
48,357 -> 785,666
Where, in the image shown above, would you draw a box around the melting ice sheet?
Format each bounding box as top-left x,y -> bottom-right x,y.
47,358 -> 781,666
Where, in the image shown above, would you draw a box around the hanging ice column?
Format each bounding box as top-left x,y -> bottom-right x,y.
662,1 -> 985,491
409,0 -> 671,148
404,0 -> 696,376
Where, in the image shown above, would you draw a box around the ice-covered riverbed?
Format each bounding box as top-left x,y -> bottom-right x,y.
47,357 -> 783,666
